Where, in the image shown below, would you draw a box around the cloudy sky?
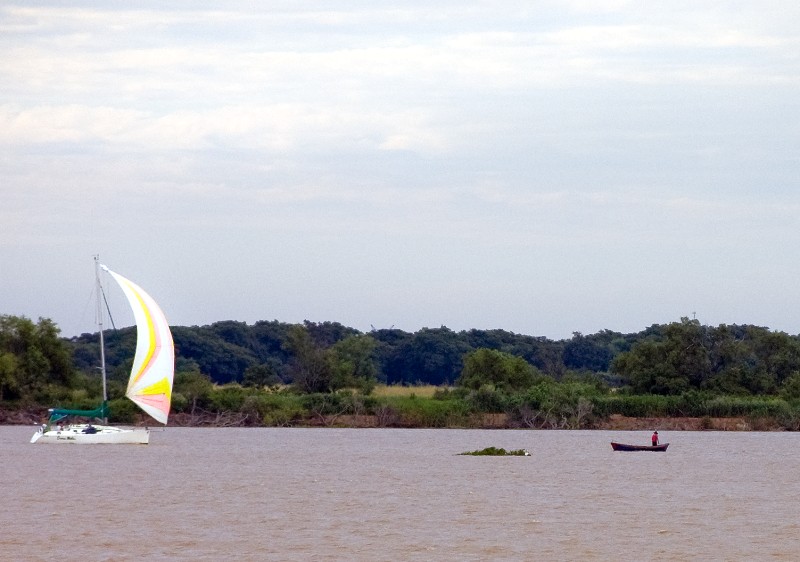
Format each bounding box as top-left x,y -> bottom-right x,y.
2,1 -> 800,340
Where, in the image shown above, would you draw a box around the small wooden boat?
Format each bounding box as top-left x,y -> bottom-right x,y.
610,442 -> 669,452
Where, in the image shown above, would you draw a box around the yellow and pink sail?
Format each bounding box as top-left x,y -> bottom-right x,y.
103,266 -> 174,425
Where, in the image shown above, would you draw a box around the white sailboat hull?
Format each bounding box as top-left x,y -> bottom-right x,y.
30,424 -> 150,444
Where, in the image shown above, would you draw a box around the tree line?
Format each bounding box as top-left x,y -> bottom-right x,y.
4,314 -> 800,428
66,318 -> 628,391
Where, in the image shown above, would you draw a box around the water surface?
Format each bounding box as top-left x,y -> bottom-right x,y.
2,426 -> 798,561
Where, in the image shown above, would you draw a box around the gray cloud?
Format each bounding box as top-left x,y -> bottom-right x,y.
2,1 -> 800,339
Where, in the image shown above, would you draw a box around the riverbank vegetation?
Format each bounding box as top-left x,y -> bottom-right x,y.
3,314 -> 800,429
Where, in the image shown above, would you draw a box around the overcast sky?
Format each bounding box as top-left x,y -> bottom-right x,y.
2,1 -> 800,340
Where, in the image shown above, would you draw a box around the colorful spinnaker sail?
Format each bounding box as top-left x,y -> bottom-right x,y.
103,266 -> 174,425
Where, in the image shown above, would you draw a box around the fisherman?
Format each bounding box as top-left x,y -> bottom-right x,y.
651,430 -> 659,446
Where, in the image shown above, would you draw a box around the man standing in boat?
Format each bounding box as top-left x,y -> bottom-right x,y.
651,431 -> 659,446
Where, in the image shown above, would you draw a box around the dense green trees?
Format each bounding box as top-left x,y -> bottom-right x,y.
170,325 -> 259,384
611,318 -> 800,395
14,314 -> 800,400
563,331 -> 615,372
0,315 -> 73,401
6,312 -> 800,429
242,360 -> 283,388
375,327 -> 470,385
284,325 -> 378,393
284,324 -> 331,393
172,366 -> 215,417
457,348 -> 540,391
328,333 -> 378,393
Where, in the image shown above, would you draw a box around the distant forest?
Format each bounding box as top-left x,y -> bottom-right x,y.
5,314 -> 800,429
66,317 -> 800,397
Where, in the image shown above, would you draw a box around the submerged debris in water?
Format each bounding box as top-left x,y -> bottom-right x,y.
459,447 -> 530,456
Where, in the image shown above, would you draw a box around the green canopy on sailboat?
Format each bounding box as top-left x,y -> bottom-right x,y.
48,402 -> 109,423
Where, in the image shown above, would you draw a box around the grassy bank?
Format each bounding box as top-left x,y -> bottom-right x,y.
6,384 -> 800,430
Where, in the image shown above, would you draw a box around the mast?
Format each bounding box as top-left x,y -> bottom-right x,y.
95,256 -> 108,424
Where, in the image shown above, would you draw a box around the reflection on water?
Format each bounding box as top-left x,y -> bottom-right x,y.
2,426 -> 799,561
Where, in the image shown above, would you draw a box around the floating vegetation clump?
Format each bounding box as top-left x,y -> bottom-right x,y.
459,447 -> 530,456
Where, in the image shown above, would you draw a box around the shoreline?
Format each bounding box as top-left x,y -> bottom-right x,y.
1,409 -> 780,431
595,414 -> 764,431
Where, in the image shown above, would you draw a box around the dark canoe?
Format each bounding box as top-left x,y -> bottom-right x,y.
610,442 -> 669,452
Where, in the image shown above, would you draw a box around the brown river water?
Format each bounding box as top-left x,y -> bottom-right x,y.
1,426 -> 799,561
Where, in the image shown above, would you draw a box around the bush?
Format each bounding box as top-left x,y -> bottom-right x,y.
592,392 -> 796,421
206,384 -> 249,412
466,385 -> 508,413
380,396 -> 471,427
301,393 -> 347,416
108,397 -> 139,423
242,393 -> 305,426
592,394 -> 674,418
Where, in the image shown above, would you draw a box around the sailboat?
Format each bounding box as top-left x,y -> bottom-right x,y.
31,258 -> 174,444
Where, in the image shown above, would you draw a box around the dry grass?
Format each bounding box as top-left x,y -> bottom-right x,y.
371,384 -> 446,398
